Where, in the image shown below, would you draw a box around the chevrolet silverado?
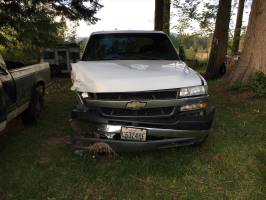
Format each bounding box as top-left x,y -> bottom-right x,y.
70,31 -> 215,152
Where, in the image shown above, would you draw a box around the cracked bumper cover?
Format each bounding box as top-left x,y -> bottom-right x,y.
70,103 -> 215,152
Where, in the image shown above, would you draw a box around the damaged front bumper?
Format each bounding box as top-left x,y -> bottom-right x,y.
70,98 -> 215,152
70,125 -> 210,152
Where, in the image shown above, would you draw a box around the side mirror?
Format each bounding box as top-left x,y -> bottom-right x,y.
179,46 -> 186,61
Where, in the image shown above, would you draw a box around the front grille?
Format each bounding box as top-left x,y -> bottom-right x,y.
96,90 -> 178,100
100,107 -> 175,118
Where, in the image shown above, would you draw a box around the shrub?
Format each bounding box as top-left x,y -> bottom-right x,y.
230,81 -> 243,91
249,71 -> 266,98
229,71 -> 266,98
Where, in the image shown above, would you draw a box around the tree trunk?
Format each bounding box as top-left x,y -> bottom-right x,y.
163,0 -> 171,35
232,0 -> 245,55
155,0 -> 164,31
230,0 -> 266,83
205,0 -> 232,80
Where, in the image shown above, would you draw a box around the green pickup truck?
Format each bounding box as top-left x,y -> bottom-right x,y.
0,54 -> 50,132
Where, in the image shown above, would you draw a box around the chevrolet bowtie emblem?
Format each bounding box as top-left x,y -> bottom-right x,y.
126,101 -> 147,110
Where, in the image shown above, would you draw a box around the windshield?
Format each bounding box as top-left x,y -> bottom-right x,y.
82,33 -> 179,61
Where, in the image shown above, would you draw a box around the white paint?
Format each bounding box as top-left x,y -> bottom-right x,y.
71,60 -> 203,93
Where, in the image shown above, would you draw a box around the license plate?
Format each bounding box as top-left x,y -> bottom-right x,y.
121,127 -> 147,141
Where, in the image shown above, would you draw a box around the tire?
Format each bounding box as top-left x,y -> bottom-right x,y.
22,86 -> 44,124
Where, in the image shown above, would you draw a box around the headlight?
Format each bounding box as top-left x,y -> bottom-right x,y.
180,102 -> 208,111
78,92 -> 93,103
81,92 -> 90,99
179,85 -> 208,97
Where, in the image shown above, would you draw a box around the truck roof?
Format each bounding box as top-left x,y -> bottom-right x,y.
90,30 -> 166,35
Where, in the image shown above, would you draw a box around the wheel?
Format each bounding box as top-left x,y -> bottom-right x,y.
22,86 -> 44,124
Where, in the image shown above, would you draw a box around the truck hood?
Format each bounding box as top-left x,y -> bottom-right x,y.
71,60 -> 203,93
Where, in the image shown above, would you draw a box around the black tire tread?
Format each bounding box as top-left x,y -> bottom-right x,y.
22,86 -> 44,125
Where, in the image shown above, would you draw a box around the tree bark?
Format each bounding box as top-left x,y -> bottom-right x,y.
163,0 -> 171,35
205,0 -> 232,80
232,0 -> 245,55
155,0 -> 164,31
230,0 -> 266,84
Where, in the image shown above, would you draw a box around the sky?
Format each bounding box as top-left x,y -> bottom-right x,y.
77,0 -> 155,38
76,0 -> 251,38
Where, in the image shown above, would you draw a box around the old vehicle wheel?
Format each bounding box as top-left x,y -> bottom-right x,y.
22,86 -> 44,124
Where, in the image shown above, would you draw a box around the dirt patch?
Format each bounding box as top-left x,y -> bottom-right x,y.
209,79 -> 254,104
229,91 -> 253,101
46,78 -> 72,95
212,154 -> 225,161
0,193 -> 7,200
46,135 -> 69,145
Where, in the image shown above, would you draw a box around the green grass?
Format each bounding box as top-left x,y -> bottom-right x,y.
0,78 -> 265,200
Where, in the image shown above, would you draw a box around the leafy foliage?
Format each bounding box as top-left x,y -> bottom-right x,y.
171,34 -> 209,50
230,71 -> 266,98
0,0 -> 102,63
0,0 -> 102,46
249,72 -> 266,98
172,0 -> 218,35
198,2 -> 219,33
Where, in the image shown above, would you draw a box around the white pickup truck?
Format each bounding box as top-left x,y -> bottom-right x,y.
70,31 -> 215,152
